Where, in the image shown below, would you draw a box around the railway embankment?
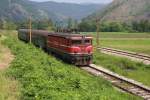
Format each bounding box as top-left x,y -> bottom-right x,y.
81,64 -> 150,99
99,47 -> 150,65
0,35 -> 20,100
1,32 -> 140,100
94,51 -> 150,87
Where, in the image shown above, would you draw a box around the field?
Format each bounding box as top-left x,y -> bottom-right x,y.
0,30 -> 140,100
85,32 -> 150,86
0,46 -> 2,60
85,32 -> 150,55
100,39 -> 150,55
93,52 -> 150,86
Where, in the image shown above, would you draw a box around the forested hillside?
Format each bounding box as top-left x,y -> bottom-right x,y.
80,0 -> 150,32
0,0 -> 105,22
86,0 -> 150,22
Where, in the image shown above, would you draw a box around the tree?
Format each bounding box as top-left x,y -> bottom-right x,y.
17,18 -> 54,31
67,17 -> 73,29
100,22 -> 125,32
35,18 -> 54,31
78,21 -> 96,32
132,20 -> 150,32
0,18 -> 4,29
73,19 -> 78,29
0,19 -> 17,30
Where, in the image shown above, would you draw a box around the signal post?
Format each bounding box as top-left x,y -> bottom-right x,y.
96,17 -> 100,51
29,16 -> 32,44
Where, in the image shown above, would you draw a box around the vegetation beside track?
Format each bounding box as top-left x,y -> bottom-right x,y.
100,39 -> 150,55
86,32 -> 150,55
93,52 -> 150,86
0,35 -> 20,100
1,31 -> 140,100
0,71 -> 20,100
85,32 -> 150,39
85,32 -> 150,86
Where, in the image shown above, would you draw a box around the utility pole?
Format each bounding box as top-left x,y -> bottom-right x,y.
8,0 -> 11,9
96,17 -> 100,50
29,16 -> 32,44
8,0 -> 12,19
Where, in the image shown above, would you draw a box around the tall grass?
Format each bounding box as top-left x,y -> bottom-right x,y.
0,36 -> 20,100
93,52 -> 150,86
0,71 -> 20,100
100,39 -> 150,55
85,32 -> 150,55
1,34 -> 140,99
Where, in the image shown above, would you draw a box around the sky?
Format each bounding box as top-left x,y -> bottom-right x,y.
30,0 -> 113,4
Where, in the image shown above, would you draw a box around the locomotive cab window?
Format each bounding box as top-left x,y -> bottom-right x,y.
85,40 -> 92,44
72,40 -> 82,45
85,40 -> 90,44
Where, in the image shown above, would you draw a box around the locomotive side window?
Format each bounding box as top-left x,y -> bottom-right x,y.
72,40 -> 82,45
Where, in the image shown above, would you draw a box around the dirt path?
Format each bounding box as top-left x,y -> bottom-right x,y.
0,34 -> 14,70
0,36 -> 19,100
0,46 -> 14,70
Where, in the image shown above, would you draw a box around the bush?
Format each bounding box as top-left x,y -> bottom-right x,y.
132,20 -> 150,32
79,20 -> 150,32
100,22 -> 125,32
2,36 -> 139,100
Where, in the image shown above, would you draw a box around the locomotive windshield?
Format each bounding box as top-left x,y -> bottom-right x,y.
85,40 -> 91,44
72,39 -> 92,45
72,40 -> 82,45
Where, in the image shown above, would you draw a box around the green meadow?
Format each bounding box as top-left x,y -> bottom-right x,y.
86,32 -> 150,86
86,32 -> 150,55
0,30 -> 140,100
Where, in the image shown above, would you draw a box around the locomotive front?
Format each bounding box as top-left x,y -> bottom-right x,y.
69,35 -> 93,65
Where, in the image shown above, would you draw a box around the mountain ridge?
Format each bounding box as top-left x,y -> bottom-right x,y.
85,0 -> 150,22
0,0 -> 105,22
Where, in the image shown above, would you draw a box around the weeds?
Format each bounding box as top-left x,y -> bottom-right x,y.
94,52 -> 150,86
1,35 -> 140,100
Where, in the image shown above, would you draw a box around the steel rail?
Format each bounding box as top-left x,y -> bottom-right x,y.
81,64 -> 150,100
98,47 -> 150,62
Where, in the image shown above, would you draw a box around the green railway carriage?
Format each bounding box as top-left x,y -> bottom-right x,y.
18,29 -> 93,66
18,29 -> 48,49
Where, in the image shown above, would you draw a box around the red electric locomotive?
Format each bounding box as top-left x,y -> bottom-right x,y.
18,29 -> 93,66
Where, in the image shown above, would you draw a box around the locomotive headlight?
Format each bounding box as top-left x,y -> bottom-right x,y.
71,47 -> 81,53
86,46 -> 93,53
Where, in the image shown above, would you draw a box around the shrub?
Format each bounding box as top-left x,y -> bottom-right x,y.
2,36 -> 139,100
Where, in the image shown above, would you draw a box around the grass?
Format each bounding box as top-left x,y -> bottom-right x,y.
85,32 -> 150,38
1,31 -> 140,100
85,32 -> 150,55
100,39 -> 150,55
87,32 -> 150,88
0,35 -> 3,60
0,71 -> 20,100
0,39 -> 6,60
0,44 -> 2,59
93,52 -> 150,86
0,34 -> 20,100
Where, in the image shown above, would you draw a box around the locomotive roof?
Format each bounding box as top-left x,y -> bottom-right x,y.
19,29 -> 92,39
48,32 -> 92,40
19,29 -> 49,36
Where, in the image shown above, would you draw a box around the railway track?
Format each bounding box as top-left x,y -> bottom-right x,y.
81,64 -> 150,100
98,47 -> 150,64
